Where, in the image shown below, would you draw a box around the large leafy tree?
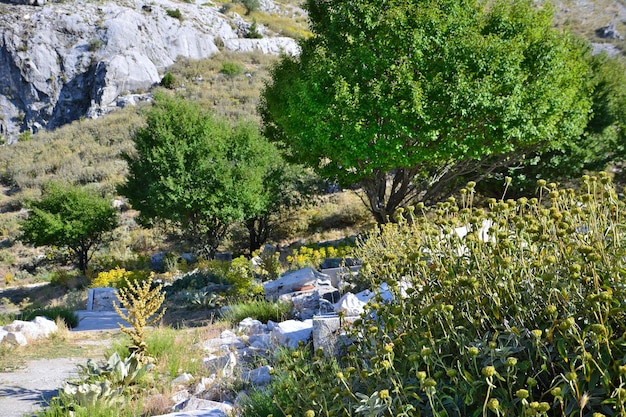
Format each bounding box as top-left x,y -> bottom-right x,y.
20,183 -> 119,274
483,52 -> 626,197
261,0 -> 593,222
120,93 -> 278,258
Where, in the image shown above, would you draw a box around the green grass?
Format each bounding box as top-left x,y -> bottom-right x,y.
222,299 -> 291,324
19,305 -> 79,328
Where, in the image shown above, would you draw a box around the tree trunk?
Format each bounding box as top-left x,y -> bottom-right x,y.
246,216 -> 271,254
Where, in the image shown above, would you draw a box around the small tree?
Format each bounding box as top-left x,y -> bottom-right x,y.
120,93 -> 277,258
244,162 -> 319,254
20,183 -> 118,274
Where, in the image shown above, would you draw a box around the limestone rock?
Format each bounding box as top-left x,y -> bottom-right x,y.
242,365 -> 273,386
4,320 -> 42,340
32,316 -> 58,337
0,0 -> 299,140
202,351 -> 237,378
5,332 -> 27,346
334,291 -> 374,317
596,22 -> 623,40
237,317 -> 265,336
172,373 -> 194,386
201,330 -> 243,352
270,319 -> 313,348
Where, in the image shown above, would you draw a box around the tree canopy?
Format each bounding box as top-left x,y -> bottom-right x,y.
482,52 -> 626,197
120,93 -> 281,258
20,183 -> 119,274
261,0 -> 593,222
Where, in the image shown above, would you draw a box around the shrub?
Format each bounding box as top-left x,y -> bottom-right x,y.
286,244 -> 354,271
240,0 -> 259,15
223,255 -> 260,299
264,174 -> 626,416
246,19 -> 263,39
220,61 -> 244,77
91,267 -> 149,289
20,305 -> 78,328
159,72 -> 176,89
166,8 -> 182,20
166,269 -> 226,294
87,38 -> 104,52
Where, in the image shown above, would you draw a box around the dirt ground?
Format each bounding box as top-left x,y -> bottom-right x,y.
0,357 -> 81,417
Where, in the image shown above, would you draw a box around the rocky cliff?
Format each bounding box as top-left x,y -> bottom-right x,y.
0,0 -> 299,140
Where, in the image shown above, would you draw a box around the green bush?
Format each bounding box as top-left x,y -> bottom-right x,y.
263,174 -> 626,416
20,305 -> 78,328
159,72 -> 176,89
166,269 -> 226,294
246,20 -> 263,39
166,8 -> 182,20
240,0 -> 259,15
220,61 -> 244,77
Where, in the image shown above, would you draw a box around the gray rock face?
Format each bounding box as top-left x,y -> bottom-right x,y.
0,0 -> 298,140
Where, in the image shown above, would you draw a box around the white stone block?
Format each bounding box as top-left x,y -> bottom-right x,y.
237,317 -> 265,335
270,319 -> 313,348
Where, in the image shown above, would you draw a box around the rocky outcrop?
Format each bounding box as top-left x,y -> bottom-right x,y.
0,0 -> 299,140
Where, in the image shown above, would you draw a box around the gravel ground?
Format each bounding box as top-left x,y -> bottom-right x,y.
0,357 -> 80,417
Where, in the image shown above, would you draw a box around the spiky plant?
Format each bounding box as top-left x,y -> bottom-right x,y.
114,274 -> 166,363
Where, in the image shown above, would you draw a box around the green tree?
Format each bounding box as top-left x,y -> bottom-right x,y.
260,0 -> 593,222
244,162 -> 319,254
20,183 -> 119,274
119,93 -> 277,258
482,52 -> 626,197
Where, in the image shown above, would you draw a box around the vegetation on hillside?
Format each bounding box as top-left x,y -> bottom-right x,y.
1,1 -> 626,416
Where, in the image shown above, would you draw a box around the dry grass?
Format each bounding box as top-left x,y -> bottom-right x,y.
0,329 -> 123,372
549,0 -> 626,52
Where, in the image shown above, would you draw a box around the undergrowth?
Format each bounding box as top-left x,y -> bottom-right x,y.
252,173 -> 626,417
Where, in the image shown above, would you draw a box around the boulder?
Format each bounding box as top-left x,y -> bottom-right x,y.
334,291 -> 374,317
247,333 -> 271,350
155,397 -> 232,417
5,332 -> 27,346
33,316 -> 58,337
312,315 -> 355,357
172,373 -> 194,386
596,22 -> 623,40
242,365 -> 273,386
4,320 -> 43,340
201,330 -> 243,352
237,317 -> 265,336
270,319 -> 313,348
0,329 -> 6,343
203,351 -> 237,378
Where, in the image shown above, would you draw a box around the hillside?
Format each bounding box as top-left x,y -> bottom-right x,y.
0,0 -> 305,141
